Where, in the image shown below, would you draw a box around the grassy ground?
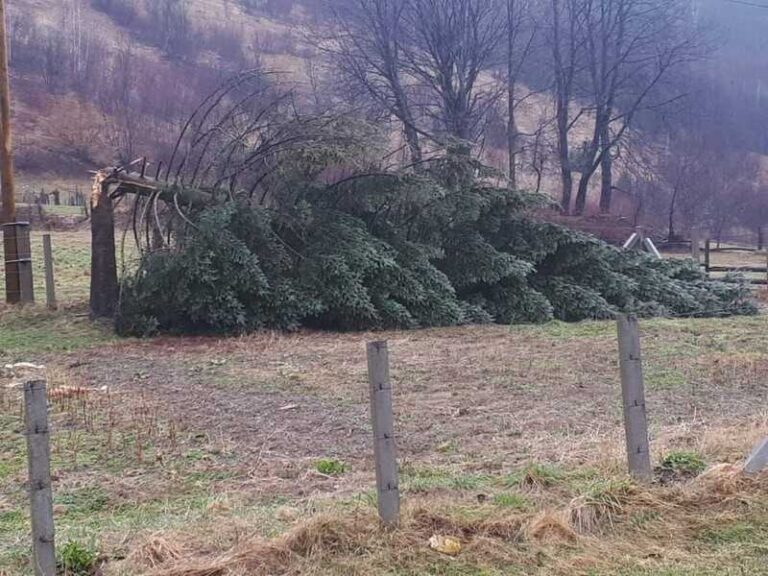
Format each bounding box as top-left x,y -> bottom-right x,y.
0,229 -> 91,308
1,232 -> 767,575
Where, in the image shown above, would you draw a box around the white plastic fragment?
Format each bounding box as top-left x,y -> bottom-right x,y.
744,438 -> 768,475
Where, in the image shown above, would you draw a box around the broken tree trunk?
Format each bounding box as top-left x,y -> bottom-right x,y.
103,170 -> 214,207
88,166 -> 217,319
89,173 -> 119,319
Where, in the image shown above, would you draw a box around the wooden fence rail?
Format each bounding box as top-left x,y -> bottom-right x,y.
703,239 -> 768,286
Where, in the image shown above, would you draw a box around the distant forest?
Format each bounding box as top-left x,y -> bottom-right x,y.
7,0 -> 768,241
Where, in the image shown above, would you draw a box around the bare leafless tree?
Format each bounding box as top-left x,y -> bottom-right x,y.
401,0 -> 506,146
324,0 -> 423,163
324,0 -> 506,161
545,0 -> 586,213
571,0 -> 699,215
737,184 -> 768,249
145,0 -> 195,60
504,0 -> 537,189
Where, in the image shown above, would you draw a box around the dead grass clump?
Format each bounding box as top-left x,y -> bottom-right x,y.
410,508 -> 525,542
282,514 -> 365,556
142,507 -> 531,575
146,540 -> 288,576
682,464 -> 766,504
410,508 -> 472,538
568,479 -> 638,534
134,463 -> 768,575
126,535 -> 184,570
146,514 -> 372,576
524,510 -> 577,543
478,516 -> 527,541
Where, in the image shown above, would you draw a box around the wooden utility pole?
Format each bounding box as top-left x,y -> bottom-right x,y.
0,0 -> 28,305
0,0 -> 14,224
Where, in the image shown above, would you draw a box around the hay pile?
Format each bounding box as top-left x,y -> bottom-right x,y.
118,464 -> 767,576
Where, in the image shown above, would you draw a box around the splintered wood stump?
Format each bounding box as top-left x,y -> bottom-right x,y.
87,166 -> 217,319
89,178 -> 118,318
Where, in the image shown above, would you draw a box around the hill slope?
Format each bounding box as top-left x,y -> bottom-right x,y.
8,0 -> 312,192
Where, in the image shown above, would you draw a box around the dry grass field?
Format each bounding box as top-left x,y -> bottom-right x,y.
1,231 -> 768,575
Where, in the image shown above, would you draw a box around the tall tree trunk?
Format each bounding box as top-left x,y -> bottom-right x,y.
392,83 -> 422,165
559,158 -> 572,213
667,187 -> 679,240
598,124 -> 613,214
633,192 -> 643,227
404,122 -> 422,165
574,113 -> 607,216
557,105 -> 572,213
551,0 -> 572,214
574,173 -> 590,215
0,0 -> 15,226
758,226 -> 764,250
506,0 -> 518,191
508,84 -> 518,190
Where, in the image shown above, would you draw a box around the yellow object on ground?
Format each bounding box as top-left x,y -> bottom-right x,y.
428,535 -> 462,556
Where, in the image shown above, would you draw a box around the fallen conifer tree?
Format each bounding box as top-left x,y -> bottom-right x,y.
87,73 -> 755,335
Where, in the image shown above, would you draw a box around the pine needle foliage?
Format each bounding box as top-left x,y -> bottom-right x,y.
116,152 -> 756,336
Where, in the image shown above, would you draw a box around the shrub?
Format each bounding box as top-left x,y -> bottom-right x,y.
58,540 -> 98,576
658,451 -> 707,480
315,459 -> 346,476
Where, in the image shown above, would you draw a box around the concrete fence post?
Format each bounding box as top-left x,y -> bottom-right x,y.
366,341 -> 400,528
24,380 -> 56,575
616,315 -> 653,482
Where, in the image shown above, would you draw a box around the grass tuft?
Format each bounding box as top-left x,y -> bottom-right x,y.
315,459 -> 346,476
491,493 -> 530,510
658,451 -> 707,480
568,479 -> 635,533
506,463 -> 564,490
58,539 -> 98,575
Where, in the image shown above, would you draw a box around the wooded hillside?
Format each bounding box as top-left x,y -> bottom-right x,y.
7,0 -> 768,239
